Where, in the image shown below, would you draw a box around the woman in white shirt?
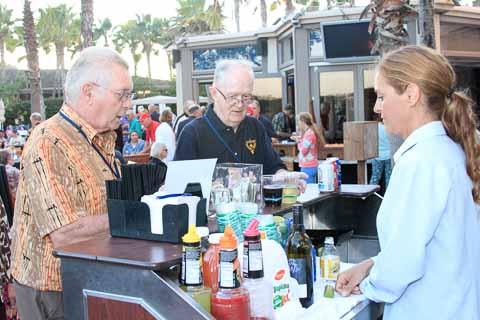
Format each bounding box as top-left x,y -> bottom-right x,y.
155,108 -> 176,162
335,45 -> 480,319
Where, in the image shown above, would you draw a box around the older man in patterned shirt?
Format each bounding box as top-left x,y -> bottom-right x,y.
10,47 -> 133,319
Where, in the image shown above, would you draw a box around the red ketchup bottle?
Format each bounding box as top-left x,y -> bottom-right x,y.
211,225 -> 250,320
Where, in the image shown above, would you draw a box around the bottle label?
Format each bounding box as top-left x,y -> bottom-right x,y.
182,246 -> 202,286
219,248 -> 241,288
320,255 -> 340,280
243,240 -> 263,278
288,258 -> 307,298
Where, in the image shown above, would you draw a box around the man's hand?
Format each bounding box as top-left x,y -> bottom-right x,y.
50,214 -> 109,249
274,170 -> 308,193
335,259 -> 374,297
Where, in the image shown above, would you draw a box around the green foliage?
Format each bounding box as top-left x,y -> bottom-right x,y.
112,20 -> 142,75
36,4 -> 79,56
171,0 -> 225,36
0,4 -> 17,65
93,18 -> 113,46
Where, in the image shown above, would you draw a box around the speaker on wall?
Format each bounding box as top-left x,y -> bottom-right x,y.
172,49 -> 181,67
256,38 -> 268,56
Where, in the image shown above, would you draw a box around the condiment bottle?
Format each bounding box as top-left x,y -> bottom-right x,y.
180,225 -> 211,312
211,225 -> 250,320
203,233 -> 222,292
242,219 -> 274,320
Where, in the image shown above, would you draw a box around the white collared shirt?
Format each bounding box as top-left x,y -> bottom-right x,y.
360,121 -> 480,319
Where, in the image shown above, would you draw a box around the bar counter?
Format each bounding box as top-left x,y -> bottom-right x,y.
53,184 -> 382,320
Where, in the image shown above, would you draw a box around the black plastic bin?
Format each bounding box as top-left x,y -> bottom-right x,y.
107,198 -> 208,244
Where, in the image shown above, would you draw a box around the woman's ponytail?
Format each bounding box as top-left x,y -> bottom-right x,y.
441,91 -> 480,203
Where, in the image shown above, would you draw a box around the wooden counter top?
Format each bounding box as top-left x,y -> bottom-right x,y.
53,235 -> 182,270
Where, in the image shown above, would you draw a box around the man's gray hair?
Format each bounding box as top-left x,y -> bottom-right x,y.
150,141 -> 167,159
30,112 -> 42,121
148,104 -> 157,112
64,47 -> 129,105
213,59 -> 254,87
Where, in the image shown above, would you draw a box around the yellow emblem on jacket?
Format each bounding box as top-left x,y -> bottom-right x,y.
245,139 -> 256,155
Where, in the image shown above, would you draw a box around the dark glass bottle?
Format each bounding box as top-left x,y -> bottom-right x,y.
285,204 -> 314,308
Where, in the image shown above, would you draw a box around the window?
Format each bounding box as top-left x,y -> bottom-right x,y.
309,29 -> 323,57
319,71 -> 354,143
193,45 -> 262,71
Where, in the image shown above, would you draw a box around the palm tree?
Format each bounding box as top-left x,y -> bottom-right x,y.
94,18 -> 112,46
112,20 -> 142,76
360,0 -> 416,56
173,0 -> 224,35
269,0 -> 295,17
0,4 -> 15,66
203,0 -> 225,32
23,0 -> 43,115
260,0 -> 267,27
80,0 -> 94,48
37,4 -> 79,95
418,0 -> 435,48
136,14 -> 170,80
233,0 -> 248,32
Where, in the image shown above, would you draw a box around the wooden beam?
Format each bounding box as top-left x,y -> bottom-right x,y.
442,50 -> 480,58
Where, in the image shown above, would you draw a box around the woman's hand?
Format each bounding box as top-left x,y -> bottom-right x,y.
335,259 -> 374,297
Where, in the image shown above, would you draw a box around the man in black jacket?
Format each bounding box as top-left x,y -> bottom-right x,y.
175,60 -> 306,186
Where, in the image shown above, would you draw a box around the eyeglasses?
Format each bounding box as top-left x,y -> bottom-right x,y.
91,82 -> 135,103
216,88 -> 254,105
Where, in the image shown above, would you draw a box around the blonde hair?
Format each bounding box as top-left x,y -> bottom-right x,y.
378,45 -> 480,203
296,112 -> 326,153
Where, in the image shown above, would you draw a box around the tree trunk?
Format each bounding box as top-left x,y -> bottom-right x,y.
167,52 -> 173,81
285,0 -> 295,16
146,49 -> 152,80
0,39 -> 5,66
56,44 -> 65,97
260,0 -> 267,27
81,0 -> 94,48
103,34 -> 109,46
234,0 -> 240,32
418,0 -> 436,49
23,0 -> 44,116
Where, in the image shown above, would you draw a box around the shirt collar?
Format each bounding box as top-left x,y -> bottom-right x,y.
207,103 -> 246,133
60,104 -> 99,143
394,121 -> 446,163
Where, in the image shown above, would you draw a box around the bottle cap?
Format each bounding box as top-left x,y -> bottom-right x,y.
325,236 -> 334,245
196,227 -> 209,238
208,233 -> 223,245
243,219 -> 260,237
220,225 -> 237,249
260,231 -> 266,240
182,224 -> 200,243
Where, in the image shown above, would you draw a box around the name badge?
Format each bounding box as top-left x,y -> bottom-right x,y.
245,139 -> 256,155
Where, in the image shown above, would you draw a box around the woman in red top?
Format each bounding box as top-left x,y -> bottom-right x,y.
291,112 -> 325,183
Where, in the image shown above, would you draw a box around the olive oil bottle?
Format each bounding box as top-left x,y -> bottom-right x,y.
285,204 -> 314,308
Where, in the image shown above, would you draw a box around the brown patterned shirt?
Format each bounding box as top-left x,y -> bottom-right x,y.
10,105 -> 118,291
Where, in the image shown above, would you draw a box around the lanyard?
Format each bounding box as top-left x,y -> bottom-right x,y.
59,111 -> 120,179
204,115 -> 240,163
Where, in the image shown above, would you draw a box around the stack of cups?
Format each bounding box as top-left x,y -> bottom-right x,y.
238,202 -> 259,231
215,202 -> 243,241
257,214 -> 281,243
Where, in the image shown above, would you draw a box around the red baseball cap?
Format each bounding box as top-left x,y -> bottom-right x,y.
139,113 -> 151,122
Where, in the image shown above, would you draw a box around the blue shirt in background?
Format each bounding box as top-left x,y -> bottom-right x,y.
128,117 -> 143,137
360,121 -> 480,319
377,122 -> 390,161
123,139 -> 145,155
